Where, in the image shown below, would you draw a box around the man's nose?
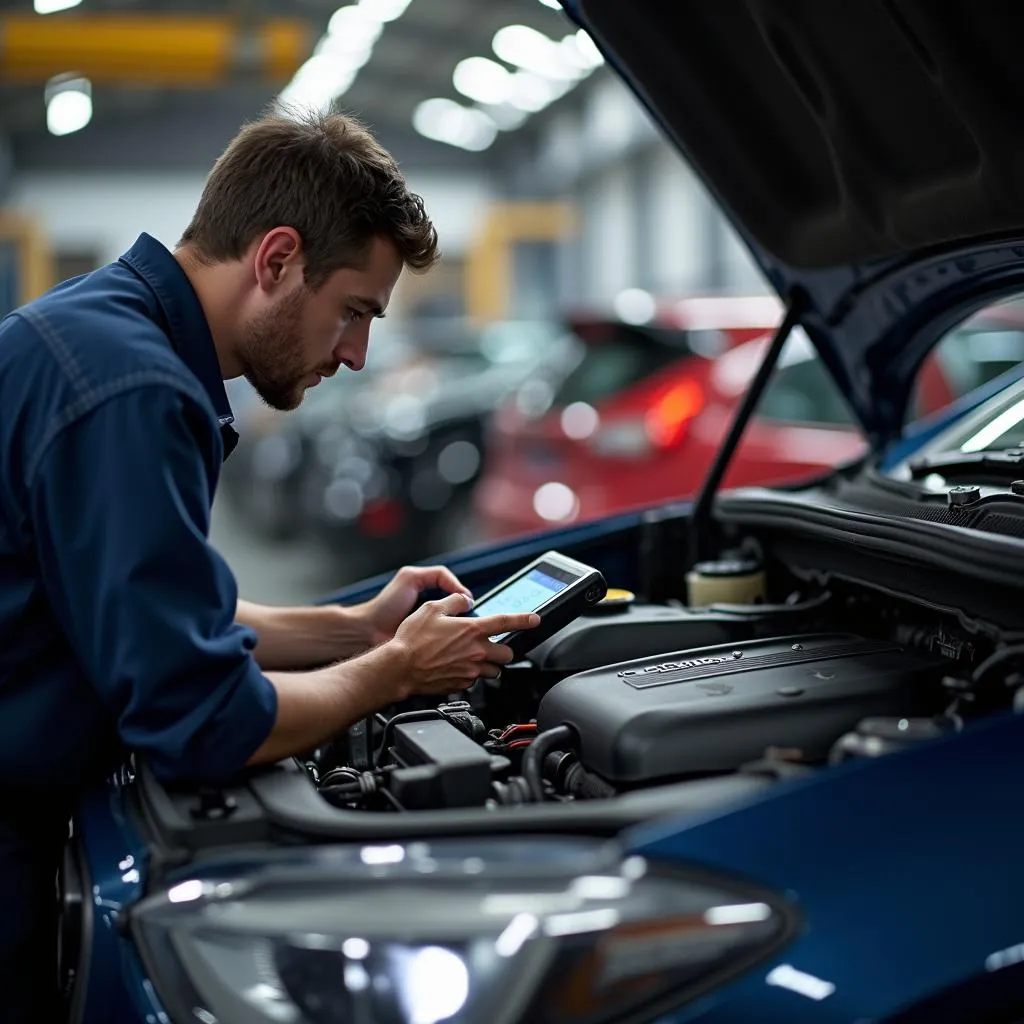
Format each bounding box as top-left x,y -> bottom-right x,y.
335,323 -> 370,372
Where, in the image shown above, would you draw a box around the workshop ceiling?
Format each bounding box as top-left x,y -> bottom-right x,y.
0,0 -> 586,172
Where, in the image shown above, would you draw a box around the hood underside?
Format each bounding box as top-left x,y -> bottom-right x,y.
564,0 -> 1024,442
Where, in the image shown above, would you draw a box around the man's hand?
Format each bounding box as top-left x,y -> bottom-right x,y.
386,592 -> 540,699
236,566 -> 472,673
353,565 -> 472,648
247,593 -> 542,767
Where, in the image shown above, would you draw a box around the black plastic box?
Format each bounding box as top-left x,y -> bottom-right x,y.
536,633 -> 942,783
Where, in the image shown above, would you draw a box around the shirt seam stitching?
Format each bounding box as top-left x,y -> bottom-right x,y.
14,306 -> 92,397
25,373 -> 214,488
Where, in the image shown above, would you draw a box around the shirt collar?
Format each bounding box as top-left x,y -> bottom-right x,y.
118,233 -> 239,457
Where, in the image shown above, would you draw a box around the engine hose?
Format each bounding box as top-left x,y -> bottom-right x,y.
564,762 -> 617,800
319,767 -> 361,787
972,644 -> 1024,686
320,782 -> 362,805
522,725 -> 576,803
543,751 -> 617,800
321,771 -> 380,805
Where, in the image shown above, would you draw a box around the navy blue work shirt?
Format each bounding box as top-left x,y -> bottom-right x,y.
0,233 -> 278,798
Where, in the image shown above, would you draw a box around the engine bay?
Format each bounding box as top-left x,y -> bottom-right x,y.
299,545 -> 1001,818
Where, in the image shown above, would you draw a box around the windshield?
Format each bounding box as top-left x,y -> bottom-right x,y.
550,321 -> 693,407
879,296 -> 1024,482
754,329 -> 858,427
884,326 -> 1024,492
917,379 -> 1024,457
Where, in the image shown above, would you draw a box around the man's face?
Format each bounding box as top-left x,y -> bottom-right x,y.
242,235 -> 403,411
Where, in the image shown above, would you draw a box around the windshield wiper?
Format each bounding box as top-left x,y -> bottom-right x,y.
907,448 -> 1024,479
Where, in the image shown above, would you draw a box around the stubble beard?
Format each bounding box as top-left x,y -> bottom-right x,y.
242,288 -> 310,412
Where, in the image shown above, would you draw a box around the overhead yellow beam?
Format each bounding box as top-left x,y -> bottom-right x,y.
0,14 -> 310,86
465,201 -> 578,322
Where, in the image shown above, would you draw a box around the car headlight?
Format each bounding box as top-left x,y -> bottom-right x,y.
131,838 -> 793,1024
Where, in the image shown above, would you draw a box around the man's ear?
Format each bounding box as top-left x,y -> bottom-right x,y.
252,227 -> 303,294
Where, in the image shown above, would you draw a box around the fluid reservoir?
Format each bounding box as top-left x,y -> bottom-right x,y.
686,557 -> 766,606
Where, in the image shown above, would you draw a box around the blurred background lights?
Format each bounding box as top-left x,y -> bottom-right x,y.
34,0 -> 82,12
614,288 -> 658,325
398,946 -> 470,1024
453,57 -> 513,106
533,482 -> 580,522
357,0 -> 413,22
561,401 -> 600,439
413,20 -> 604,149
279,1 -> 411,113
413,98 -> 498,152
45,75 -> 92,136
493,24 -> 582,80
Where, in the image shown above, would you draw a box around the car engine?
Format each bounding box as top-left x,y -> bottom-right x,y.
305,550 -> 989,815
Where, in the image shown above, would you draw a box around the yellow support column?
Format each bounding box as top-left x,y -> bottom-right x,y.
465,201 -> 577,323
0,211 -> 53,309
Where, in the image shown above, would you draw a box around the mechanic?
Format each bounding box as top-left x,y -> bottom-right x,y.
0,109 -> 539,1020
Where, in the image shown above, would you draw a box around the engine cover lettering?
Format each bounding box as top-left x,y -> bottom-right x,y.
618,655 -> 734,677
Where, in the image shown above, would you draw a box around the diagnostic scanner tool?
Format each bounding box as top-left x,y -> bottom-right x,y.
469,550 -> 607,658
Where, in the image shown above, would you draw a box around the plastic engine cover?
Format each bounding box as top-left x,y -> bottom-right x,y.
536,633 -> 941,784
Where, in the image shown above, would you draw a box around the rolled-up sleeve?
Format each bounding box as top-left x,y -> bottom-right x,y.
28,384 -> 277,783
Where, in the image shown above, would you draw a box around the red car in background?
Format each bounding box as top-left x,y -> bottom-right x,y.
473,294 -> 783,538
473,296 -> 1024,541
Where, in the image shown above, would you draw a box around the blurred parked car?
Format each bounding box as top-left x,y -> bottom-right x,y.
474,298 -> 1024,540
473,295 -> 786,539
295,318 -> 580,579
217,323 -> 415,540
219,377 -> 340,540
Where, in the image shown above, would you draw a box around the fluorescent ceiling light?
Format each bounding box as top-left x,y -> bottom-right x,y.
357,0 -> 412,22
328,5 -> 384,45
505,69 -> 571,112
439,23 -> 604,144
478,103 -> 529,131
453,57 -> 512,105
574,28 -> 605,67
279,1 -> 405,115
538,0 -> 562,8
558,31 -> 604,74
315,32 -> 375,69
279,55 -> 357,112
413,98 -> 497,151
34,0 -> 82,12
46,77 -> 92,136
492,24 -> 582,81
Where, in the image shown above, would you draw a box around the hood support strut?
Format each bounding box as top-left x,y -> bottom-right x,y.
689,294 -> 805,568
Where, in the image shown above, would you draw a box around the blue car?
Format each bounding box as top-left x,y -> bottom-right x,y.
62,2 -> 1024,1021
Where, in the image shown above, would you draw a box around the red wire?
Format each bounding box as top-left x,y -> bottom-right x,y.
499,722 -> 538,742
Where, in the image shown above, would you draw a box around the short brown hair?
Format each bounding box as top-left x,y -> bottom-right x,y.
179,107 -> 439,286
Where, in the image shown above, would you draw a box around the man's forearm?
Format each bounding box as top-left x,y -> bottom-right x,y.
236,598 -> 374,671
247,641 -> 408,765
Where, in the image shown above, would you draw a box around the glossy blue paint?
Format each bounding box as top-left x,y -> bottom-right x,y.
74,778 -> 166,1023
90,704 -> 1024,1023
623,709 -> 1024,1022
79,465 -> 1018,1022
317,504 -> 657,606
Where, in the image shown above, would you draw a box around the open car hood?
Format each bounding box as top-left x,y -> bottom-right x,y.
562,0 -> 1024,446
